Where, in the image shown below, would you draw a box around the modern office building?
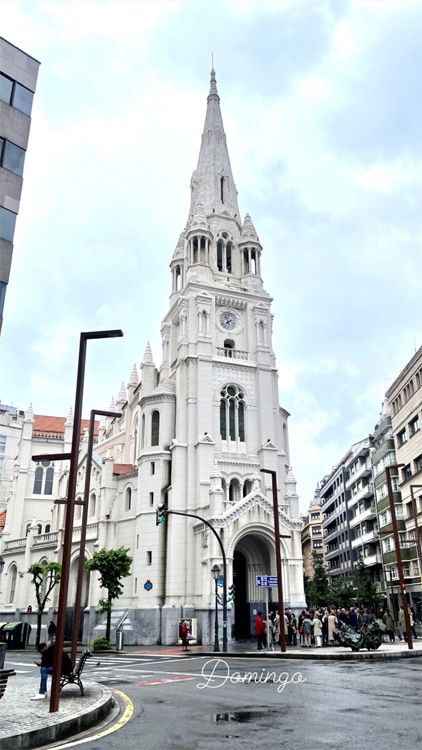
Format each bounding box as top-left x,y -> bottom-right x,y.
386,346 -> 422,619
0,37 -> 40,332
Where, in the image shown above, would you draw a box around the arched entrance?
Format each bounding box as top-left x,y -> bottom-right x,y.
232,532 -> 273,640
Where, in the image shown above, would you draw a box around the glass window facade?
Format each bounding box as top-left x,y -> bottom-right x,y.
2,141 -> 26,176
0,206 -> 17,242
12,82 -> 34,115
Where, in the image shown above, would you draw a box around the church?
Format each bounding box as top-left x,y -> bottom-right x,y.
0,69 -> 306,645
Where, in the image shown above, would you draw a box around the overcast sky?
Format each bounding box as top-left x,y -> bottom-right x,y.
1,0 -> 421,510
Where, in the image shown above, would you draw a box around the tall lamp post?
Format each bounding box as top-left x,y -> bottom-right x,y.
33,329 -> 123,713
385,465 -> 413,649
71,408 -> 121,666
409,484 -> 422,590
211,564 -> 221,653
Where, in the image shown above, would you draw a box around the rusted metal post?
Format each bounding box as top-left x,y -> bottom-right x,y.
385,465 -> 413,650
409,484 -> 422,590
71,408 -> 121,665
47,329 -> 123,713
261,469 -> 287,652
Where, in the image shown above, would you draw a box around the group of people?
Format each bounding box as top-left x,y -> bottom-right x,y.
255,604 -> 419,649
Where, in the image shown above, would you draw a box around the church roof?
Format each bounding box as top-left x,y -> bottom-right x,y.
172,231 -> 185,260
33,415 -> 99,439
189,68 -> 240,223
0,509 -> 6,532
241,213 -> 260,243
113,463 -> 137,476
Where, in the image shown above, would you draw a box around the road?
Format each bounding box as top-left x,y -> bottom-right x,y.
6,650 -> 421,749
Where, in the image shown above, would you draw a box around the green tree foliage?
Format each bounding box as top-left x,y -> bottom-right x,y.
354,556 -> 378,607
28,561 -> 62,646
85,547 -> 132,640
304,555 -> 329,607
327,576 -> 355,609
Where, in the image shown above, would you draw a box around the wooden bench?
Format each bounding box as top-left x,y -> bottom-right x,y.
60,649 -> 91,696
0,669 -> 16,700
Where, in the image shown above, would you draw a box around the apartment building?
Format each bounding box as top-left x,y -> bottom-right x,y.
320,459 -> 352,579
347,438 -> 382,586
386,345 -> 422,619
0,37 -> 40,331
301,494 -> 324,578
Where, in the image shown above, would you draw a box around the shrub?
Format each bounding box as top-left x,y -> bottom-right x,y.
92,636 -> 112,651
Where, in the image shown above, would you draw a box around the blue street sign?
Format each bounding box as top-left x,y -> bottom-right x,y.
144,580 -> 153,591
217,577 -> 225,587
256,575 -> 278,587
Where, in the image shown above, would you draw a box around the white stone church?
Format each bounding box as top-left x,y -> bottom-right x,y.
0,70 -> 306,645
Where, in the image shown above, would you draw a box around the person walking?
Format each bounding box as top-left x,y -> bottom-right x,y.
383,610 -> 395,643
269,611 -> 280,650
303,612 -> 312,647
312,613 -> 323,647
180,620 -> 190,652
47,620 -> 56,645
256,611 -> 266,650
327,610 -> 338,645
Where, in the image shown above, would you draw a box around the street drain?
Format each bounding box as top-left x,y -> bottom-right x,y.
208,710 -> 274,723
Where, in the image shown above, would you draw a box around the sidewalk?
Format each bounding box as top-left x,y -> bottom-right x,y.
118,638 -> 422,661
0,674 -> 113,750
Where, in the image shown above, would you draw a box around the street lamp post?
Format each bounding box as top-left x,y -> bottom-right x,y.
70,408 -> 121,666
33,329 -> 123,713
385,465 -> 413,649
212,564 -> 221,653
409,484 -> 422,587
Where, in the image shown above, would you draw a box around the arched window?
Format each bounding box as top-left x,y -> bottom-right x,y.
229,478 -> 240,502
45,524 -> 51,533
193,236 -> 199,264
75,497 -> 82,522
8,564 -> 17,603
89,492 -> 96,518
217,239 -> 223,271
133,416 -> 138,465
125,486 -> 132,512
220,176 -> 224,203
226,242 -> 232,274
37,524 -> 42,534
33,460 -> 54,495
220,385 -> 245,442
141,414 -> 145,449
151,411 -> 160,446
175,265 -> 181,290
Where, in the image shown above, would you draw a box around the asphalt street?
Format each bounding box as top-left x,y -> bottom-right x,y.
6,650 -> 421,750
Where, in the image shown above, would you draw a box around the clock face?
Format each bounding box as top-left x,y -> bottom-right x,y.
220,311 -> 237,331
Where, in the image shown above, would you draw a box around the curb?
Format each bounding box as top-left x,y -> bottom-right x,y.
196,649 -> 422,661
0,685 -> 114,750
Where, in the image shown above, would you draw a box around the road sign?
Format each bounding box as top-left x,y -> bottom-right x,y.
144,580 -> 153,591
256,575 -> 278,587
217,577 -> 225,587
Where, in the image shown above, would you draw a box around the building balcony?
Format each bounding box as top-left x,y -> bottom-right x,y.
32,532 -> 59,550
345,461 -> 372,489
3,537 -> 26,551
348,482 -> 374,508
323,527 -> 341,544
349,504 -> 377,528
72,523 -> 98,543
362,553 -> 382,566
216,347 -> 249,361
351,529 -> 378,548
383,546 -> 417,565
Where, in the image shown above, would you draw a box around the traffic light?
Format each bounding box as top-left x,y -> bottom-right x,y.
155,504 -> 167,526
229,584 -> 235,601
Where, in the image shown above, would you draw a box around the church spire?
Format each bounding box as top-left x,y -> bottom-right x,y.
189,68 -> 240,223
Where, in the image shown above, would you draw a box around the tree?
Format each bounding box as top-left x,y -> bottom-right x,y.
354,556 -> 378,608
327,576 -> 355,609
28,561 -> 62,646
304,555 -> 329,607
85,547 -> 132,641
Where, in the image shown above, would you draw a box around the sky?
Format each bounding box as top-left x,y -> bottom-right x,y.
1,0 -> 421,511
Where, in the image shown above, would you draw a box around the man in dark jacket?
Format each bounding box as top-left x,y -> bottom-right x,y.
31,642 -> 54,700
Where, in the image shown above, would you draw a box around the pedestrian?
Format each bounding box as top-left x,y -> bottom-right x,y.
298,611 -> 305,646
303,612 -> 312,647
290,613 -> 298,646
31,642 -> 72,700
327,610 -> 338,645
398,606 -> 414,644
312,613 -> 323,647
180,619 -> 190,652
382,610 -> 395,643
255,611 -> 266,650
269,611 -> 280,650
47,620 -> 57,645
322,610 -> 329,646
410,606 -> 418,639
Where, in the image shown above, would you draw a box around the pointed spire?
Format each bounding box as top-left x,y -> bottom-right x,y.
109,396 -> 116,412
143,341 -> 153,364
25,402 -> 34,421
129,363 -> 138,386
65,407 -> 73,426
188,202 -> 209,234
117,381 -> 127,405
189,68 -> 240,222
241,213 -> 259,243
172,231 -> 185,260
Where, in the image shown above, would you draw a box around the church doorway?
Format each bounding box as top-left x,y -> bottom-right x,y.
232,533 -> 273,640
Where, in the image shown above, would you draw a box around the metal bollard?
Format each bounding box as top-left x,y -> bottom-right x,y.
116,629 -> 124,651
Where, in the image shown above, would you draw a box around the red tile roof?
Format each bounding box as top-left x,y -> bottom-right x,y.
0,510 -> 6,532
113,463 -> 137,476
33,415 -> 99,439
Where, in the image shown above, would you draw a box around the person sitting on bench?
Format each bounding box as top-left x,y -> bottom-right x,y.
31,642 -> 72,701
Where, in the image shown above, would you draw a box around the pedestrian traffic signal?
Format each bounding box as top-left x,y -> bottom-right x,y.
229,584 -> 235,601
155,504 -> 167,525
